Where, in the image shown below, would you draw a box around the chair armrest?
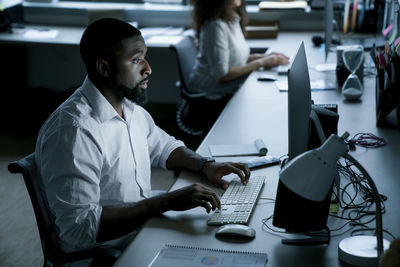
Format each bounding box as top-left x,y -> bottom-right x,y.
8,153 -> 35,175
8,162 -> 26,174
174,80 -> 218,99
180,86 -> 226,100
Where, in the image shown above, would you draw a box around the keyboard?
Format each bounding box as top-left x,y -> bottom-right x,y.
207,176 -> 266,226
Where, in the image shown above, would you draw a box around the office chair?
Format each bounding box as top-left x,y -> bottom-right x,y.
8,153 -> 122,267
170,35 -> 230,136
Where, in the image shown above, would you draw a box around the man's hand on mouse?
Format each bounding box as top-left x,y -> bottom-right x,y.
202,162 -> 250,189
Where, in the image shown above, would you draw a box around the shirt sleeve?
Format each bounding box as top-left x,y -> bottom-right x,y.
37,121 -> 103,252
139,107 -> 185,168
204,20 -> 230,81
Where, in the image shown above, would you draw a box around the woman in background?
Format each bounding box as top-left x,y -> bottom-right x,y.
188,0 -> 290,95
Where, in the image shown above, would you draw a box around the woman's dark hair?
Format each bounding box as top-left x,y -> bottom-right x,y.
80,18 -> 141,76
190,0 -> 248,38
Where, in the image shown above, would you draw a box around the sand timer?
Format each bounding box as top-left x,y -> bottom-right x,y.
342,46 -> 364,100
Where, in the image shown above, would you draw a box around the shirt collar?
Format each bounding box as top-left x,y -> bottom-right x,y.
80,76 -> 129,123
122,97 -> 136,124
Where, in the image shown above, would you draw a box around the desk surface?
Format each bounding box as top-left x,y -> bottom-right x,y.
114,32 -> 400,267
0,24 -> 185,47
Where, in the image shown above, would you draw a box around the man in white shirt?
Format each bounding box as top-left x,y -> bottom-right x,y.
35,18 -> 250,256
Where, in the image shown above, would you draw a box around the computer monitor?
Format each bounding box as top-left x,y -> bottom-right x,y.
285,42 -> 337,161
272,42 -> 337,243
287,42 -> 312,161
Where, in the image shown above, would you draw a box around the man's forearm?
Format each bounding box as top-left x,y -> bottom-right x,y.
97,194 -> 170,242
97,180 -> 220,242
98,147 -> 206,241
166,146 -> 204,174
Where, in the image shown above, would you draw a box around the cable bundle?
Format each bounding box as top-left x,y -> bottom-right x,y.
331,159 -> 394,240
352,133 -> 387,148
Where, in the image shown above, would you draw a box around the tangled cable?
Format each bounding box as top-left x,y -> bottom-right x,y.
348,133 -> 387,150
329,158 -> 395,240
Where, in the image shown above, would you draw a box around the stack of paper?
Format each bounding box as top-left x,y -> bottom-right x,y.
275,80 -> 336,92
259,0 -> 308,10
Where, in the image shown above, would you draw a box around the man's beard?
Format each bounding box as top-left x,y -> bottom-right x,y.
115,77 -> 149,106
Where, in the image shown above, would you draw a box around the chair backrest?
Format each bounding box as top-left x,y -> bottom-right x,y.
8,153 -> 62,263
170,35 -> 197,92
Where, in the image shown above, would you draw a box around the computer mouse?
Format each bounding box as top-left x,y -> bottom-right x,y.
215,224 -> 256,238
257,74 -> 276,82
277,65 -> 290,75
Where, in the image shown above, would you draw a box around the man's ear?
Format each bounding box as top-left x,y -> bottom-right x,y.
96,59 -> 111,77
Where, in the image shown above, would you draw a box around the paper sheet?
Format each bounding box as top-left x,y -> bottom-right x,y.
24,29 -> 59,39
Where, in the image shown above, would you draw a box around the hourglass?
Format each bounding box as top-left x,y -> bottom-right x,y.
342,46 -> 364,100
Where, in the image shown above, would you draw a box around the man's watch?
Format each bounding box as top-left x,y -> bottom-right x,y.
198,157 -> 215,173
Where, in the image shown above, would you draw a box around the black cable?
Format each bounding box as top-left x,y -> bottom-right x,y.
260,152 -> 396,241
262,215 -> 287,234
327,158 -> 396,241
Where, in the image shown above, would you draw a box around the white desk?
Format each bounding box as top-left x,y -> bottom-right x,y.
0,24 -> 186,47
115,32 -> 400,267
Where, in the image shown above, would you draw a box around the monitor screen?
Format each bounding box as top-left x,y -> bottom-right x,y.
287,42 -> 312,161
272,42 -> 333,235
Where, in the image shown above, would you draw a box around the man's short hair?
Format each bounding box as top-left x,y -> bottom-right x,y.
80,18 -> 141,73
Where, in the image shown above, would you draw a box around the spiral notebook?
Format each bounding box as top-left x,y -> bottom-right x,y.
148,244 -> 268,267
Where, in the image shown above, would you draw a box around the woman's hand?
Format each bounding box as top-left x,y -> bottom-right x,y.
257,52 -> 290,69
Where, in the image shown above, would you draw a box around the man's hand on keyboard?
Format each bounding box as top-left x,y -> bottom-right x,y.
166,183 -> 221,213
202,162 -> 250,189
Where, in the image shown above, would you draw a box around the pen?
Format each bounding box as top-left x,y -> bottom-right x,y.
382,0 -> 391,35
383,23 -> 394,37
384,40 -> 391,62
343,0 -> 351,34
378,49 -> 387,68
385,40 -> 390,54
351,0 -> 358,32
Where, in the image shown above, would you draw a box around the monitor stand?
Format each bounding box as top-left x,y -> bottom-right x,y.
282,227 -> 331,245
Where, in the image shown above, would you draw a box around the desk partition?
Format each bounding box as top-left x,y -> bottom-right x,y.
114,32 -> 400,267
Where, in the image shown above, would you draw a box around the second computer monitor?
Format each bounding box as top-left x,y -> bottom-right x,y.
273,41 -> 334,234
287,41 -> 312,160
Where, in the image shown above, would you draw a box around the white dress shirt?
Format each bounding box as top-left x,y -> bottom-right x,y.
35,77 -> 184,252
188,15 -> 250,94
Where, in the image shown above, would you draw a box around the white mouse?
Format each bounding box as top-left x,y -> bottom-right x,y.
215,224 -> 256,238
